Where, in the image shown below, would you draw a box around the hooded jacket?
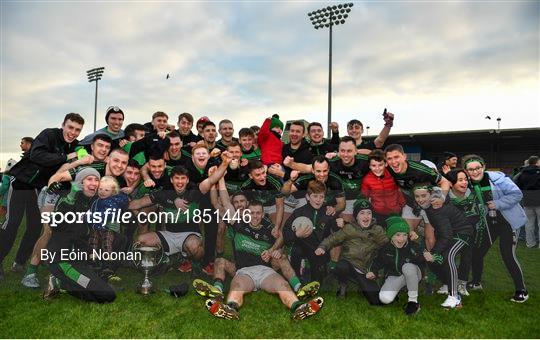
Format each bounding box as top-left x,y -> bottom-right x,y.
318,221 -> 387,273
488,171 -> 527,229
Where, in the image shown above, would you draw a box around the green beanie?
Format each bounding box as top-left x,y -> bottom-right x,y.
385,216 -> 410,239
353,198 -> 372,218
270,114 -> 284,131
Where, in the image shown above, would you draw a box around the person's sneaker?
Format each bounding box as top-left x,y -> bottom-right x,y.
11,262 -> 24,273
296,281 -> 320,299
441,295 -> 462,309
458,283 -> 470,296
202,262 -> 214,276
510,290 -> 529,303
21,273 -> 40,288
178,259 -> 192,273
284,195 -> 299,208
404,301 -> 421,316
292,297 -> 324,320
205,299 -> 239,320
467,282 -> 483,291
193,279 -> 224,299
336,283 -> 347,298
437,284 -> 449,295
42,275 -> 60,300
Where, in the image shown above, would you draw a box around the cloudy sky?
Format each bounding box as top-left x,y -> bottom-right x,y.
1,1 -> 538,163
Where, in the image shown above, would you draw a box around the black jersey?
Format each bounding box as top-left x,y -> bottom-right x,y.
309,140 -> 337,157
388,160 -> 442,205
293,173 -> 345,205
224,166 -> 249,193
216,138 -> 239,152
166,156 -> 188,167
329,155 -> 370,200
240,175 -> 283,207
148,183 -> 203,233
230,218 -> 275,269
282,140 -> 313,165
68,161 -> 107,179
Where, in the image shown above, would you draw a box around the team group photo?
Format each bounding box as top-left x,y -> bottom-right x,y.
1,1 -> 538,339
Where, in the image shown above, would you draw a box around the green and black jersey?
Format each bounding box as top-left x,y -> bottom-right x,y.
230,217 -> 275,269
68,162 -> 107,179
240,175 -> 283,207
133,166 -> 173,199
329,155 -> 370,200
241,147 -> 261,161
148,182 -> 202,233
388,160 -> 441,206
449,189 -> 481,222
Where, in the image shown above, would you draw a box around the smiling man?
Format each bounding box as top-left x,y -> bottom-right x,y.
79,106 -> 125,148
0,113 -> 85,279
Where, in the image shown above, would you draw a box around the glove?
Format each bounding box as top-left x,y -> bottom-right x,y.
47,182 -> 62,195
75,146 -> 89,160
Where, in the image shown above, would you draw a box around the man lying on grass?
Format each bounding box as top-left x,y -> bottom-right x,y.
200,198 -> 324,320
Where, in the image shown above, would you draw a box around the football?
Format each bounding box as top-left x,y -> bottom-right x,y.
291,216 -> 314,231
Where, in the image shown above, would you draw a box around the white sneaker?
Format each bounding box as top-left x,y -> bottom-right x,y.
441,295 -> 462,309
437,285 -> 449,295
21,273 -> 40,288
458,283 -> 470,296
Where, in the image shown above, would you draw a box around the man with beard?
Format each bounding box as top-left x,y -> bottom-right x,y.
164,131 -> 190,167
240,160 -> 284,234
1,113 -> 84,280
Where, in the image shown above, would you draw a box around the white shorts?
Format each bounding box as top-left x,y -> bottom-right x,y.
284,198 -> 307,214
236,265 -> 277,291
264,205 -> 277,215
342,199 -> 356,215
401,205 -> 430,224
37,186 -> 60,211
157,231 -> 201,256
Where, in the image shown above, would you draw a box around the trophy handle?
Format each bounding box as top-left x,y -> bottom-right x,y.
131,241 -> 142,267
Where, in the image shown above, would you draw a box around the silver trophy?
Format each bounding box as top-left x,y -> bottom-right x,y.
132,243 -> 164,295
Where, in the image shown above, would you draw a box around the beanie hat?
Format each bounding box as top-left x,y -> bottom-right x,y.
353,198 -> 372,218
444,151 -> 457,160
385,216 -> 410,239
74,168 -> 101,190
105,106 -> 124,123
270,114 -> 284,131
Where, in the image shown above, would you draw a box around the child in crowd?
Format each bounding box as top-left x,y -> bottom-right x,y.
258,115 -> 284,166
412,183 -> 474,309
315,199 -> 387,305
88,176 -> 129,281
367,216 -> 424,315
361,150 -> 405,227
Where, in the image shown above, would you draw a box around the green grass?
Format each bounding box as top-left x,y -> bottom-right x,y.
0,228 -> 539,338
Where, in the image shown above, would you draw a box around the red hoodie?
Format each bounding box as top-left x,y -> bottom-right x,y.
258,118 -> 283,165
361,168 -> 405,215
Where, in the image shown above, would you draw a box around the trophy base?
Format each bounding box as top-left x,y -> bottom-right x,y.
137,285 -> 156,295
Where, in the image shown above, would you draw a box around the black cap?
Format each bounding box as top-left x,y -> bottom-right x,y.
444,151 -> 457,160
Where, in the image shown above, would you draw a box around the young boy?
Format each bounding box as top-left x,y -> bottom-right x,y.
367,216 -> 424,315
413,183 -> 474,308
283,180 -> 342,283
239,127 -> 261,162
361,149 -> 405,227
315,199 -> 387,305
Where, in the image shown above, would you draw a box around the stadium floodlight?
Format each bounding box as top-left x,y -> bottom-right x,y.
308,3 -> 354,137
86,67 -> 105,132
